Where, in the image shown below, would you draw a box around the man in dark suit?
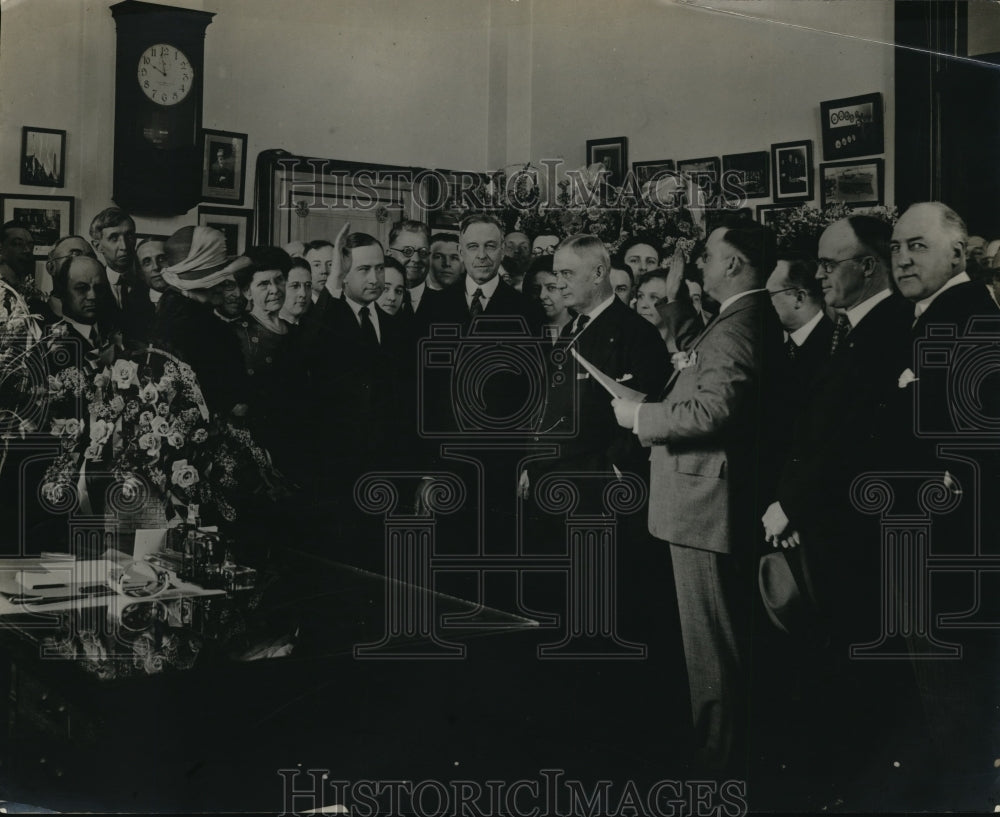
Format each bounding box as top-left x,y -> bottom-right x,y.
765,254 -> 833,400
299,232 -> 410,494
46,255 -> 114,372
527,233 -> 671,483
760,216 -> 915,780
612,224 -> 785,774
890,201 -> 1000,786
419,213 -> 544,333
893,201 -> 999,335
88,207 -> 154,347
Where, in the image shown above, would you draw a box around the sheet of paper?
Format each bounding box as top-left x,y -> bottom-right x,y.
570,348 -> 647,402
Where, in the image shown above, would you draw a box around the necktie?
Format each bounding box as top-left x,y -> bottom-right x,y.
469,288 -> 485,317
88,325 -> 100,347
785,337 -> 797,361
359,305 -> 378,345
572,313 -> 591,337
829,313 -> 851,356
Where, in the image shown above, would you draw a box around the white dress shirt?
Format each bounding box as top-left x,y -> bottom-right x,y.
465,274 -> 500,311
788,308 -> 825,347
570,294 -> 616,337
408,281 -> 426,312
105,265 -> 123,309
913,271 -> 971,319
845,287 -> 892,329
345,296 -> 382,343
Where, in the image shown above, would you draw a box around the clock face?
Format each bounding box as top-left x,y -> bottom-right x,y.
137,43 -> 194,107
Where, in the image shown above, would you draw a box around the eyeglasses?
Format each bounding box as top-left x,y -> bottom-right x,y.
767,287 -> 800,299
389,246 -> 430,259
816,254 -> 871,274
532,246 -> 557,256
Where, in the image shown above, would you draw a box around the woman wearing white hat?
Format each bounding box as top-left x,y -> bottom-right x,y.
152,225 -> 253,418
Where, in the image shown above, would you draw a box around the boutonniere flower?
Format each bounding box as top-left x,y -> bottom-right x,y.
171,459 -> 200,490
897,368 -> 918,389
672,350 -> 698,371
111,359 -> 139,390
90,418 -> 114,446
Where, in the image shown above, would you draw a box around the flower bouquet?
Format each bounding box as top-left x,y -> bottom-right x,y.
41,346 -> 282,527
767,203 -> 898,254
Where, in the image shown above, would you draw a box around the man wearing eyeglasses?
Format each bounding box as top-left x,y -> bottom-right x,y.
765,255 -> 832,396
760,215 -> 914,780
531,233 -> 560,257
387,219 -> 433,314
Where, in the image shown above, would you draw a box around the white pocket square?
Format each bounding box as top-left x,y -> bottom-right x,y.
577,372 -> 590,380
615,374 -> 634,383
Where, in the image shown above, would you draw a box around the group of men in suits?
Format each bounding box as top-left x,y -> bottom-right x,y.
601,201 -> 999,788
9,194 -> 999,791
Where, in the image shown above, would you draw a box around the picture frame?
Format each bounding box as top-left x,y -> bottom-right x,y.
722,151 -> 770,200
632,159 -> 675,187
197,206 -> 253,256
201,129 -> 248,205
820,158 -> 885,208
676,156 -> 721,205
756,203 -> 799,229
0,194 -> 74,259
770,140 -> 814,202
820,92 -> 884,161
586,136 -> 628,187
20,127 -> 66,188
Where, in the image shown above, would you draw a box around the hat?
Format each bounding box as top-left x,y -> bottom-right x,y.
161,226 -> 251,291
758,549 -> 824,639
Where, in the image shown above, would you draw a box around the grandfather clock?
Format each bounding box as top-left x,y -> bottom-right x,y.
110,0 -> 214,215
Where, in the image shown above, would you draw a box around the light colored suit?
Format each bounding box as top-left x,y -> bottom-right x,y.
636,289 -> 784,773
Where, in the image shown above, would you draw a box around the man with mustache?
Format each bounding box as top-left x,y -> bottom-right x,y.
88,207 -> 153,344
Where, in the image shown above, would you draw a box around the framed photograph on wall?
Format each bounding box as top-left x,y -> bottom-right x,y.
722,151 -> 770,199
771,140 -> 814,201
756,203 -> 799,229
197,206 -> 253,256
632,159 -> 675,187
201,129 -> 248,205
820,158 -> 885,208
20,127 -> 66,188
820,92 -> 884,161
1,194 -> 74,259
586,137 -> 628,187
677,156 -> 721,204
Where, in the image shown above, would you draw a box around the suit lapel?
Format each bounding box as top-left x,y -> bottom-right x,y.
656,294 -> 760,399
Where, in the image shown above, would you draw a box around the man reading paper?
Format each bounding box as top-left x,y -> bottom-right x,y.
612,224 -> 785,775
